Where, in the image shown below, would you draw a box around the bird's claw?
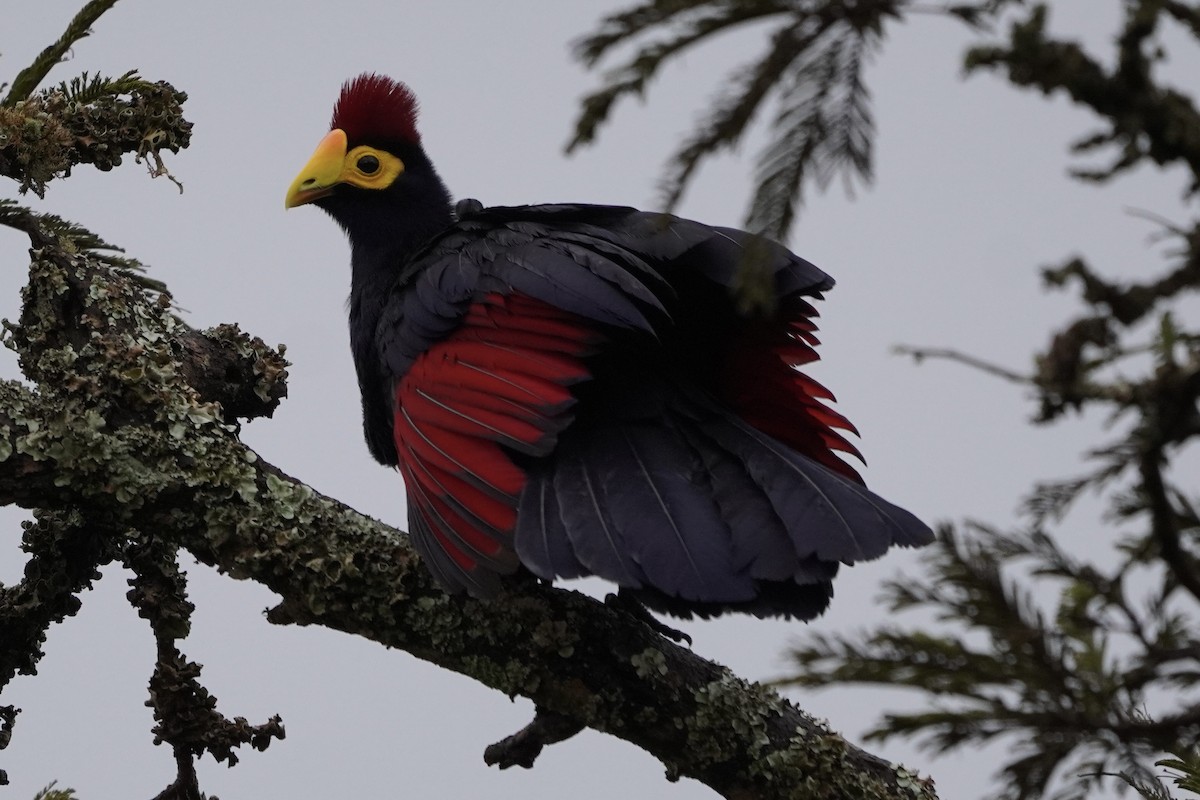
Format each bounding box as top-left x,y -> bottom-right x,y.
605,592 -> 693,646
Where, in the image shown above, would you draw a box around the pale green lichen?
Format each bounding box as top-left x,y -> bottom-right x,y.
1,79 -> 191,196
531,619 -> 578,659
3,252 -> 267,514
459,654 -> 538,697
264,473 -> 314,521
670,668 -> 938,799
688,671 -> 776,765
631,647 -> 668,679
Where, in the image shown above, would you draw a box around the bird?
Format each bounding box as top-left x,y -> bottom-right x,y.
285,73 -> 933,619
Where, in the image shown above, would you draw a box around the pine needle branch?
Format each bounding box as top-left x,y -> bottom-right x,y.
655,19 -> 819,212
1159,748 -> 1200,796
31,781 -> 78,800
779,524 -> 1200,799
55,68 -> 146,104
567,0 -> 792,153
573,0 -> 731,65
572,1 -> 901,241
0,199 -> 166,295
1,0 -> 123,107
745,27 -> 876,239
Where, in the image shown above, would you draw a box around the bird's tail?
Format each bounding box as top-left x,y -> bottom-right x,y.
513,396 -> 932,619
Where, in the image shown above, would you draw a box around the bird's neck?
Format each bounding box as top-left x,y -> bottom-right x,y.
345,199 -> 453,309
344,196 -> 454,394
349,239 -> 409,302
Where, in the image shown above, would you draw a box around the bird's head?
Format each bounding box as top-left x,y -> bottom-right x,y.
285,74 -> 451,245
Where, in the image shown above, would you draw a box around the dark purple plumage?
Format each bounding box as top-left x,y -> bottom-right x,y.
294,77 -> 935,619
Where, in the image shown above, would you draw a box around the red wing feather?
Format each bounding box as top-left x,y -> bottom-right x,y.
395,406 -> 525,498
394,292 -> 599,585
722,314 -> 864,484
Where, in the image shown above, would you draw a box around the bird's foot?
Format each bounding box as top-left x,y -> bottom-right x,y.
605,591 -> 693,646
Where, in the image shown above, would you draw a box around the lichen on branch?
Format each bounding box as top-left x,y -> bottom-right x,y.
0,74 -> 191,197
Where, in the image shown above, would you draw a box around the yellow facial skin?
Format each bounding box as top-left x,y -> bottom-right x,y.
285,128 -> 405,208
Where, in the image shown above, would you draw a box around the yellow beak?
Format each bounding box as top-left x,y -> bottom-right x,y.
285,128 -> 349,208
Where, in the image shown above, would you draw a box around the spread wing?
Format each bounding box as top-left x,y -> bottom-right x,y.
371,203 -> 932,612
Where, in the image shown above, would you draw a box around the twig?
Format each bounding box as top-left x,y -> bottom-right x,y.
1125,206 -> 1188,238
892,344 -> 1032,385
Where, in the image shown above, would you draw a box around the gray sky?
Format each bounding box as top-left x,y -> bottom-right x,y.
1,2 -> 1195,798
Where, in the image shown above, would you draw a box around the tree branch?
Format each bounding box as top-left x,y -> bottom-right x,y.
1141,449 -> 1200,606
484,707 -> 585,769
965,4 -> 1200,191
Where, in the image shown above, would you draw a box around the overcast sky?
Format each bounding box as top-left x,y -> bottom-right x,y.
2,3 -> 1197,799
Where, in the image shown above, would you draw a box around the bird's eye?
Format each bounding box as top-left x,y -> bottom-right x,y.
357,155 -> 381,174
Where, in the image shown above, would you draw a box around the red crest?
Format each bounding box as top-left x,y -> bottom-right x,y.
331,73 -> 421,145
